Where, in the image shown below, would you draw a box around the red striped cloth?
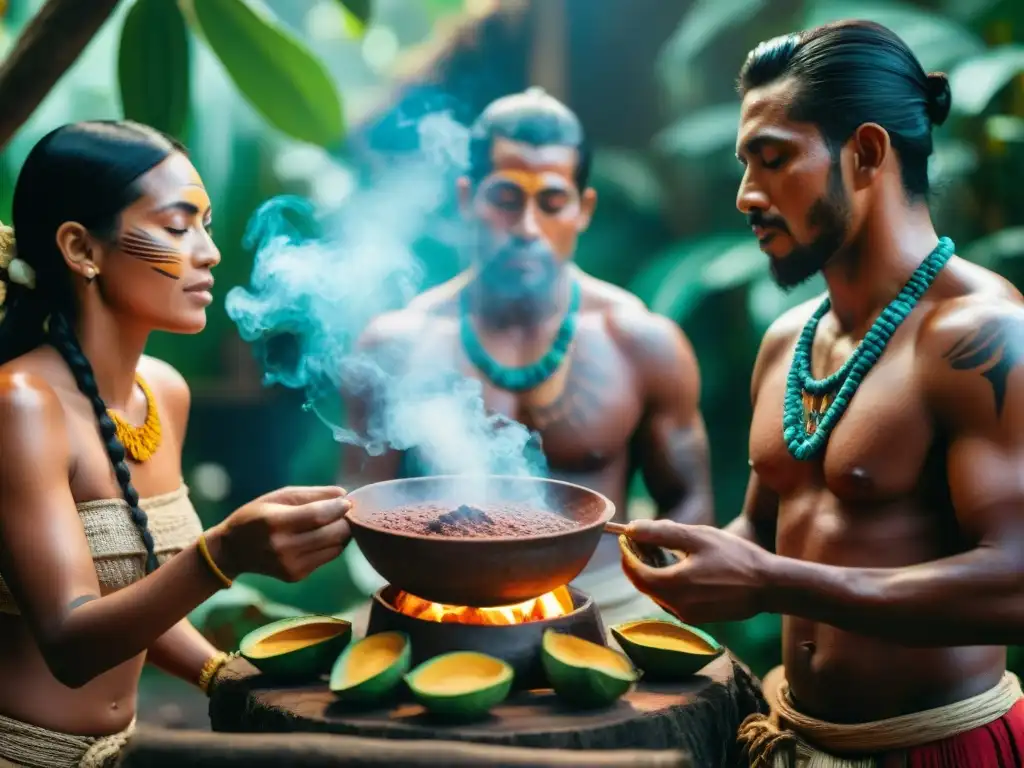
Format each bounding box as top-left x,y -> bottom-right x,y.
896,698 -> 1024,768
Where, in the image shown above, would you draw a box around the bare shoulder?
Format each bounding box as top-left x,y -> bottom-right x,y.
138,356 -> 189,400
917,255 -> 1024,356
358,305 -> 450,355
578,272 -> 647,315
0,371 -> 74,556
936,255 -> 1023,304
0,369 -> 63,417
404,275 -> 465,317
138,356 -> 190,433
0,370 -> 70,459
596,282 -> 699,399
918,290 -> 1024,363
917,287 -> 1024,430
604,301 -> 694,369
359,278 -> 463,353
760,295 -> 821,358
0,345 -> 75,393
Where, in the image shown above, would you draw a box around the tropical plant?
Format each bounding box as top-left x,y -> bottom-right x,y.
117,0 -> 370,147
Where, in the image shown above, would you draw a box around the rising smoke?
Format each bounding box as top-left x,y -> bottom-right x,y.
225,107 -> 550,490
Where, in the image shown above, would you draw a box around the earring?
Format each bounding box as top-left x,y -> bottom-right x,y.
84,265 -> 97,282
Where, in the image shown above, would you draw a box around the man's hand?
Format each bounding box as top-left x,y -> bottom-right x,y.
619,519 -> 774,624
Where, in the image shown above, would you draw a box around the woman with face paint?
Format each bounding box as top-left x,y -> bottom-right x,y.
0,121 -> 353,766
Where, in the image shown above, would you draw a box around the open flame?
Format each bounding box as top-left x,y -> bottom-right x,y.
393,586 -> 573,625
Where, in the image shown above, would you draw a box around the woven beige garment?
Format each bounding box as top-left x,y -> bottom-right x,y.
0,713 -> 134,768
0,484 -> 203,614
738,666 -> 1024,768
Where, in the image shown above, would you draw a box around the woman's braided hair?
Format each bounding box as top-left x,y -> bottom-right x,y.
0,121 -> 186,573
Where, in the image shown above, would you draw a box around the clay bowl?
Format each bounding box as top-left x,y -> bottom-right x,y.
345,475 -> 616,607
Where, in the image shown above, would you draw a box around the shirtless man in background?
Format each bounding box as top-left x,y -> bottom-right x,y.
341,88 -> 713,625
621,20 -> 1024,766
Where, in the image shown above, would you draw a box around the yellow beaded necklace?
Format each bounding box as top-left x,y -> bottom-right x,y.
108,374 -> 162,463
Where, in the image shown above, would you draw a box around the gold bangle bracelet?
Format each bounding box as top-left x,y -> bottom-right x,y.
198,651 -> 238,695
197,533 -> 233,589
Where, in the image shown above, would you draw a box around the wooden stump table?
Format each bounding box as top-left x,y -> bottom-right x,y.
209,652 -> 767,768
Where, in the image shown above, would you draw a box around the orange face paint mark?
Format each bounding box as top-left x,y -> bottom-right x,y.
121,227 -> 184,280
492,170 -> 549,196
180,184 -> 212,214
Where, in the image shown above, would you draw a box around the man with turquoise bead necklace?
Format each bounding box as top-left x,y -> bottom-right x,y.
621,19 -> 1024,766
342,88 -> 714,627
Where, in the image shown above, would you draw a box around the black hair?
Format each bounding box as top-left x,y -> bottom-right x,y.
467,87 -> 592,191
737,20 -> 952,201
0,120 -> 186,573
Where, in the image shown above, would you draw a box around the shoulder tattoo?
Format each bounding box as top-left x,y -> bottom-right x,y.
942,315 -> 1024,416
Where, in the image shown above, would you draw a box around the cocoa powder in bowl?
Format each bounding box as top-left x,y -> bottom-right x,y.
368,502 -> 579,538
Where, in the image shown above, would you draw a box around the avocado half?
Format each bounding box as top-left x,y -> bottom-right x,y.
405,651 -> 514,720
239,615 -> 352,681
329,631 -> 411,706
541,629 -> 639,708
610,619 -> 723,680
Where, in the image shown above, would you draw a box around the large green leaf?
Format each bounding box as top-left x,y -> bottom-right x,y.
191,0 -> 345,147
587,149 -> 665,215
657,0 -> 769,108
336,0 -> 371,24
117,0 -> 191,139
420,0 -> 468,23
803,0 -> 985,72
930,138 -> 980,185
632,232 -> 828,332
942,0 -> 1024,29
654,103 -> 741,160
747,273 -> 825,333
333,0 -> 371,37
949,45 -> 1024,116
986,115 -> 1024,144
659,0 -> 769,66
630,234 -> 752,321
940,0 -> 1002,21
961,227 -> 1024,268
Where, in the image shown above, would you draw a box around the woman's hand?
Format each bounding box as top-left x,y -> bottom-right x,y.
620,519 -> 775,625
206,485 -> 352,582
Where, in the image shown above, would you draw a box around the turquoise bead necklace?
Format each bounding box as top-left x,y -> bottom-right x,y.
783,236 -> 955,460
460,278 -> 582,392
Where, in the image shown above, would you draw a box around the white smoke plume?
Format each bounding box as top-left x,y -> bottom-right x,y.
225,106 -> 549,491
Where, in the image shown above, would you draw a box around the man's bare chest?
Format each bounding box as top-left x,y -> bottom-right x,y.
470,333 -> 644,472
750,344 -> 936,503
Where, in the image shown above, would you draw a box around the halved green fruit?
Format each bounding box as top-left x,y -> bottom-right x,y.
541,629 -> 638,708
405,651 -> 513,720
329,631 -> 411,705
611,619 -> 723,680
239,615 -> 351,680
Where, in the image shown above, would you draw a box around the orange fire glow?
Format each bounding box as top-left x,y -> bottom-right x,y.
393,586 -> 573,625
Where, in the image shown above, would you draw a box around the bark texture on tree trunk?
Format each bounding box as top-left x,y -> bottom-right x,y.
0,0 -> 122,149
